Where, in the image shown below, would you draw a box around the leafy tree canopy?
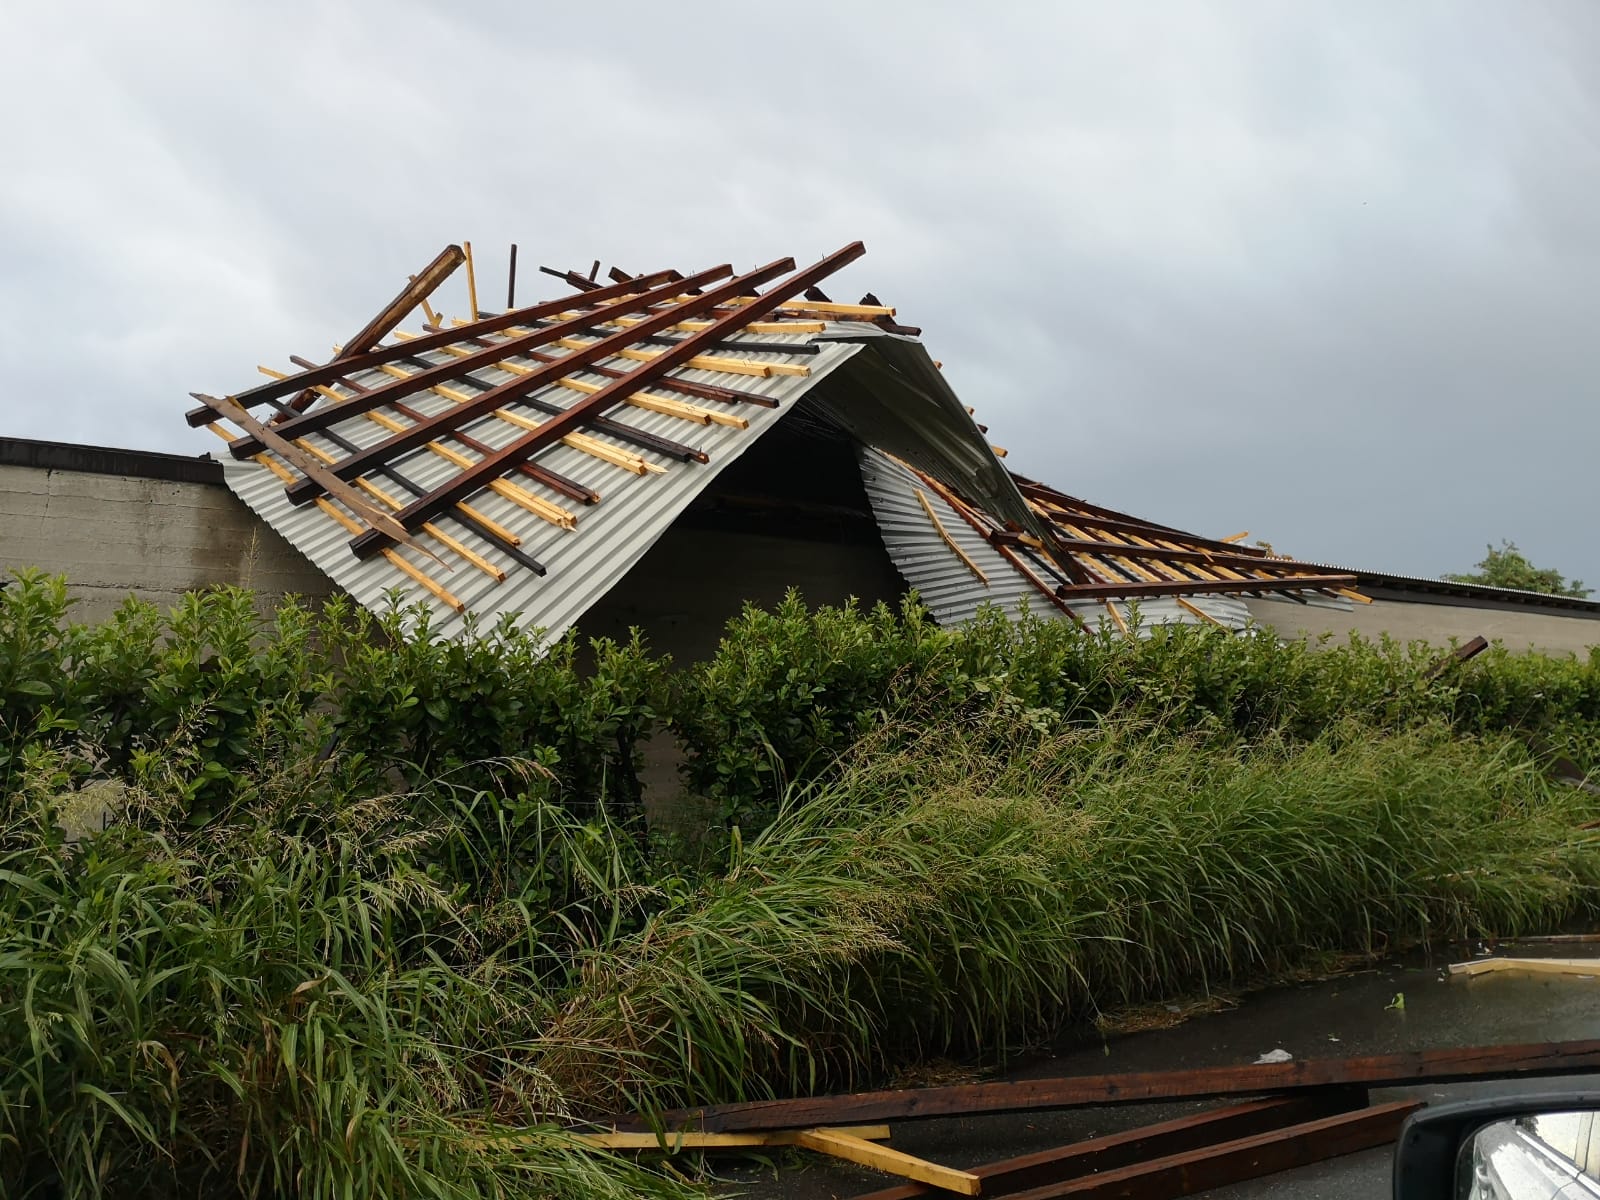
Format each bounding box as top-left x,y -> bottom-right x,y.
1443,540 -> 1592,598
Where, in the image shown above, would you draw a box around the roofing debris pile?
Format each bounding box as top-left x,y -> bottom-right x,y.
570,1040 -> 1600,1197
187,241 -> 1361,640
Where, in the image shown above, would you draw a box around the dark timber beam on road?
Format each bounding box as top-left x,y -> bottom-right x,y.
626,1040 -> 1600,1132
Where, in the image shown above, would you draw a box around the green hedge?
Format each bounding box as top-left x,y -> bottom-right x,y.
6,571 -> 1600,834
670,592 -> 1600,824
0,571 -> 664,826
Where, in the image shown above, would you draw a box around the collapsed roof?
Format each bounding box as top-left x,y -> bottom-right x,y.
187,242 -> 1360,639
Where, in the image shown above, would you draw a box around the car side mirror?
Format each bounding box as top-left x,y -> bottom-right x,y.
1394,1094 -> 1600,1200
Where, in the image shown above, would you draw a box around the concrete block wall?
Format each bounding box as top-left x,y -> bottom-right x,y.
1,439 -> 334,622
1244,595 -> 1600,657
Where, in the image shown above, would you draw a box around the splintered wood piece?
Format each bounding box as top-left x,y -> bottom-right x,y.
202,421 -> 465,611
794,1129 -> 979,1195
191,392 -> 440,564
463,239 -> 480,319
284,244 -> 464,413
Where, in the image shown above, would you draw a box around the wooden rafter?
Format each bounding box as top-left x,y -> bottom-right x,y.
348,243 -> 866,559
185,267 -> 681,428
253,265 -> 732,459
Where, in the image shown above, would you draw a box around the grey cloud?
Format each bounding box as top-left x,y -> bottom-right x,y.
2,1 -> 1596,585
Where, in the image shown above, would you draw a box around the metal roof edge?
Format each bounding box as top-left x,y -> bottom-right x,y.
0,436 -> 224,486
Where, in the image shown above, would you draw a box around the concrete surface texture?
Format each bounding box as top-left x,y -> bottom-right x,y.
575,524 -> 904,664
1,462 -> 334,620
738,948 -> 1600,1199
1245,596 -> 1600,657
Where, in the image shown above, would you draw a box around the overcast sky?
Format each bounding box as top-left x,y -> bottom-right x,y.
4,2 -> 1597,585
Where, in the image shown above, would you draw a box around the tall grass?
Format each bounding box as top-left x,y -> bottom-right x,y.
0,747 -> 695,1200
543,715 -> 1600,1115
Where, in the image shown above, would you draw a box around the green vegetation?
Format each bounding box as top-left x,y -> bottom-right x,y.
5,569 -> 1600,1198
1445,539 -> 1592,598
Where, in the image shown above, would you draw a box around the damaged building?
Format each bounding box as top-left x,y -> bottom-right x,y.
4,242 -> 1598,656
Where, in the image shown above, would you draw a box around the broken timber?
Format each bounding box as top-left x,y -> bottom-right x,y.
851,1091 -> 1369,1200
1448,957 -> 1600,979
997,1101 -> 1421,1200
623,1040 -> 1600,1132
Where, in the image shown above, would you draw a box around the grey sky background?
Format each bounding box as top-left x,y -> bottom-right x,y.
3,2 -> 1596,585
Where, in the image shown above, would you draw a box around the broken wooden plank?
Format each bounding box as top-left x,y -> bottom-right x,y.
850,1092 -> 1367,1200
573,1124 -> 891,1151
1001,1101 -> 1421,1200
795,1128 -> 979,1195
627,1040 -> 1600,1133
1448,957 -> 1600,979
283,244 -> 464,413
1423,635 -> 1490,682
190,392 -> 442,564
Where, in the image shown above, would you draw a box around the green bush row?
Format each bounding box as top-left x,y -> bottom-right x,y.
0,572 -> 663,826
673,593 -> 1600,823
6,572 -> 1600,832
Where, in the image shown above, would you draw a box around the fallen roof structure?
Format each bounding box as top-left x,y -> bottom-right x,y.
186,241 -> 1364,640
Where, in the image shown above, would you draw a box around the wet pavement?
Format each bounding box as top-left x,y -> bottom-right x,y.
731,943 -> 1600,1199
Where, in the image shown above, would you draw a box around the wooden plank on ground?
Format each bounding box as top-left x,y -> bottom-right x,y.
794,1129 -> 979,1195
1000,1100 -> 1421,1200
570,1124 -> 891,1151
1448,957 -> 1600,979
625,1040 -> 1600,1133
849,1091 -> 1368,1200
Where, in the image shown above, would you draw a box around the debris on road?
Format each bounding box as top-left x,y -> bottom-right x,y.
1449,957 -> 1600,979
619,1040 -> 1600,1133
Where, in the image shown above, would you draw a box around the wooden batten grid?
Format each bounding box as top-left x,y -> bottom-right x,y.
905,463 -> 1363,611
194,242 -> 864,609
346,242 -> 866,560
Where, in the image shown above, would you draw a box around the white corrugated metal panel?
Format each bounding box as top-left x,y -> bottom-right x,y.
814,327 -> 1043,535
218,334 -> 865,642
858,448 -> 1254,635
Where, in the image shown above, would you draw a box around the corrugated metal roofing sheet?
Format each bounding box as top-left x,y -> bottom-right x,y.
220,331 -> 866,642
858,448 -> 1255,634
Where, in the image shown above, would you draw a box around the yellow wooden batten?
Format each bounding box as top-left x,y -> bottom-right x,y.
204,422 -> 465,612
420,337 -> 747,430
254,365 -> 535,544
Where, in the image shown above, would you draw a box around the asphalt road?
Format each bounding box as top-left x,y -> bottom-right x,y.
730,945 -> 1600,1199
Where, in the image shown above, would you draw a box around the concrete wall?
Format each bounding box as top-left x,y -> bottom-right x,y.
1,446 -> 334,621
576,524 -> 905,663
1244,595 -> 1600,657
